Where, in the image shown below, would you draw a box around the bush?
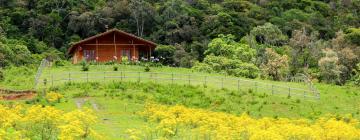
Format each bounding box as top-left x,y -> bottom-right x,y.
192,62 -> 213,73
353,63 -> 360,85
121,56 -> 129,65
229,63 -> 259,79
0,68 -> 4,81
104,61 -> 116,65
113,65 -> 119,71
193,55 -> 259,79
144,64 -> 150,72
154,45 -> 176,65
80,60 -> 89,71
54,60 -> 70,67
318,49 -> 341,84
46,92 -> 63,103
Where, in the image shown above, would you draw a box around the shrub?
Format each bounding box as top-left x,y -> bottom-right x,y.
260,48 -> 289,81
194,55 -> 259,79
229,63 -> 259,79
113,65 -> 119,71
318,49 -> 341,84
54,60 -> 70,67
192,62 -> 213,73
353,63 -> 360,85
46,92 -> 63,103
0,105 -> 99,139
154,45 -> 176,65
121,56 -> 129,65
80,60 -> 89,71
104,61 -> 115,65
144,64 -> 150,72
0,68 -> 4,81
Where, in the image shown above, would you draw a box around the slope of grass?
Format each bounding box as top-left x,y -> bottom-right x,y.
42,64 -> 310,87
39,81 -> 359,139
38,64 -> 318,99
2,64 -> 360,139
0,66 -> 36,90
50,81 -> 360,119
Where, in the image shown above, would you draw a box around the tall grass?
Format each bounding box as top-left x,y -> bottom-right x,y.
0,66 -> 36,90
50,81 -> 360,120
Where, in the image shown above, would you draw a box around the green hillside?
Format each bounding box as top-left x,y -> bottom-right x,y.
1,0 -> 360,139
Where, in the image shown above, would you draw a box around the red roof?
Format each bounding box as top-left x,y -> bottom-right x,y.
68,29 -> 157,54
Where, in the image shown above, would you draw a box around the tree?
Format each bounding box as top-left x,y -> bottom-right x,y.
154,45 -> 176,65
331,31 -> 359,84
353,63 -> 360,85
261,48 -> 289,81
318,49 -> 341,84
0,37 -> 32,67
68,11 -> 97,37
289,28 -> 323,74
345,28 -> 360,45
205,34 -> 256,62
193,34 -> 259,78
250,23 -> 287,46
129,0 -> 154,37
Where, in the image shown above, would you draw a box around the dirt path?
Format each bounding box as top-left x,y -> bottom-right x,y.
90,100 -> 100,111
75,98 -> 86,109
0,88 -> 36,100
75,98 -> 100,112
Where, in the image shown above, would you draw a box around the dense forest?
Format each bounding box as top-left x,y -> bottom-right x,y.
0,0 -> 360,85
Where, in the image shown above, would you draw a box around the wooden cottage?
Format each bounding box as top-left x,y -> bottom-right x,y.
68,29 -> 157,64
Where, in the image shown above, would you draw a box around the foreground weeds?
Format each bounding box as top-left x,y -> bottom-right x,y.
135,103 -> 360,140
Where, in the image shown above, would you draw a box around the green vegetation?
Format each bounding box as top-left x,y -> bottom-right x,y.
1,0 -> 360,139
1,0 -> 360,85
0,66 -> 36,90
28,81 -> 358,139
1,64 -> 360,139
53,81 -> 360,119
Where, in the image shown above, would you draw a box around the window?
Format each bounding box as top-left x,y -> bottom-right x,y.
122,49 -> 131,60
83,50 -> 95,61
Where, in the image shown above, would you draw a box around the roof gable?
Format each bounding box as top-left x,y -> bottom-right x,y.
68,29 -> 156,54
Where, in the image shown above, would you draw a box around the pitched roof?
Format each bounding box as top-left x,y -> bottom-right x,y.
67,29 -> 157,54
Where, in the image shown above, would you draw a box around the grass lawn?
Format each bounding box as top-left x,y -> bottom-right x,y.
38,64 -> 319,99
41,81 -> 360,139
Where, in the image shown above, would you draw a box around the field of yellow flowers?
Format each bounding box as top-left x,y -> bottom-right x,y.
135,103 -> 360,140
0,104 -> 99,140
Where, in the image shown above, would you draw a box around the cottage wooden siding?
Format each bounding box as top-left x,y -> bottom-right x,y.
68,29 -> 157,64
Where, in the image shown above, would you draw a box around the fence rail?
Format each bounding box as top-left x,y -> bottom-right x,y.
39,71 -> 320,99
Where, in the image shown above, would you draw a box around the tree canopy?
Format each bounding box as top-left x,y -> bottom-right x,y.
1,0 -> 360,85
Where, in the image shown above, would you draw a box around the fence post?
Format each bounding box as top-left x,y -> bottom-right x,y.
68,73 -> 71,82
221,78 -> 224,89
51,74 -> 54,87
150,72 -> 153,81
303,91 -> 306,99
288,87 -> 291,97
237,79 -> 240,92
188,74 -> 191,85
204,76 -> 207,86
272,85 -> 274,95
138,72 -> 141,83
254,82 -> 257,93
122,71 -> 124,81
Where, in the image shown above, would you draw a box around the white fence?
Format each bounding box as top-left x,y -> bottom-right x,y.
39,71 -> 320,100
